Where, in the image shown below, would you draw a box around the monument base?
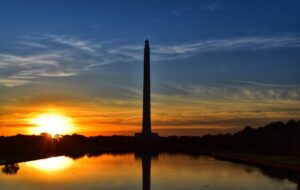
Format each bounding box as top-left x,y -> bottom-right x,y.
135,133 -> 159,141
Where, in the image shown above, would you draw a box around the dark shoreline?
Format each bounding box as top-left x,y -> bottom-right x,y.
208,151 -> 300,172
207,151 -> 300,188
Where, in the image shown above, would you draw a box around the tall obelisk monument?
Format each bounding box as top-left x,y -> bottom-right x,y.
135,39 -> 158,140
142,39 -> 151,135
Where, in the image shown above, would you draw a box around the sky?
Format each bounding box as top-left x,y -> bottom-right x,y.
0,0 -> 300,136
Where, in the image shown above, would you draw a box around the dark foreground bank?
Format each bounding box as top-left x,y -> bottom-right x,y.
1,120 -> 300,172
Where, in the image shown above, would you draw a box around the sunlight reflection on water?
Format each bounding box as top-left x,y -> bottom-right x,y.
25,156 -> 73,171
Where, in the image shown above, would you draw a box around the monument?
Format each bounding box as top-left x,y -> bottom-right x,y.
135,40 -> 159,140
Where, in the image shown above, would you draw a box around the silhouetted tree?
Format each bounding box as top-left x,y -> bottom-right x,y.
2,163 -> 19,175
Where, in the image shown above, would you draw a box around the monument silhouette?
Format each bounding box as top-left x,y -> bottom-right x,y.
142,39 -> 151,135
135,40 -> 159,140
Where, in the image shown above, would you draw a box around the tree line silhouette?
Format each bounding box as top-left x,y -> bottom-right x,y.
0,120 -> 299,164
199,120 -> 300,156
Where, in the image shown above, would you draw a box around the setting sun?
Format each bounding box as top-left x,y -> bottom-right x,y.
30,114 -> 74,136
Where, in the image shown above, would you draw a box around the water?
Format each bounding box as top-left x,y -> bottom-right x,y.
0,153 -> 298,190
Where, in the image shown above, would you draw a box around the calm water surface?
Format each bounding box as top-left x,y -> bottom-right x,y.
0,153 -> 298,190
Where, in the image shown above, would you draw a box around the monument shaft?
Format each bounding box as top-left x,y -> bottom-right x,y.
142,40 -> 151,135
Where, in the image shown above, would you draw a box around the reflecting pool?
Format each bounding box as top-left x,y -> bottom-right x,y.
0,153 -> 298,190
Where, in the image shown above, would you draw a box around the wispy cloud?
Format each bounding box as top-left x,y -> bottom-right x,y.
45,34 -> 99,53
154,35 -> 300,57
159,82 -> 300,102
0,50 -> 82,86
0,34 -> 111,86
16,41 -> 48,49
1,34 -> 300,87
0,79 -> 30,87
107,44 -> 143,62
0,51 -> 68,66
234,80 -> 300,88
107,35 -> 300,62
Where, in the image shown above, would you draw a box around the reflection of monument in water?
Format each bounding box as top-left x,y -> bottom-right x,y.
135,152 -> 158,190
142,153 -> 151,190
135,39 -> 159,140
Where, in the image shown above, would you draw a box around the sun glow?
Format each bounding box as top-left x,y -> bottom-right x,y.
30,113 -> 74,136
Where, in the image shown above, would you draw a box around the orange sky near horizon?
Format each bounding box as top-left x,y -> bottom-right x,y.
1,92 -> 299,137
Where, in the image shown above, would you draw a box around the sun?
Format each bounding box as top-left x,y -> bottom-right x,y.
30,113 -> 73,136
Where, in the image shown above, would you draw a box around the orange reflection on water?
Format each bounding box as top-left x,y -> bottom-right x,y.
0,154 -> 297,190
26,156 -> 73,171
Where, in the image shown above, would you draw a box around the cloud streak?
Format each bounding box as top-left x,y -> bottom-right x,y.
45,34 -> 99,53
154,35 -> 300,56
0,51 -> 78,86
159,82 -> 300,102
1,34 -> 300,86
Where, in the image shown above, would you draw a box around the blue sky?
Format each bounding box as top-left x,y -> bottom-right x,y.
1,0 -> 300,40
0,0 -> 300,136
